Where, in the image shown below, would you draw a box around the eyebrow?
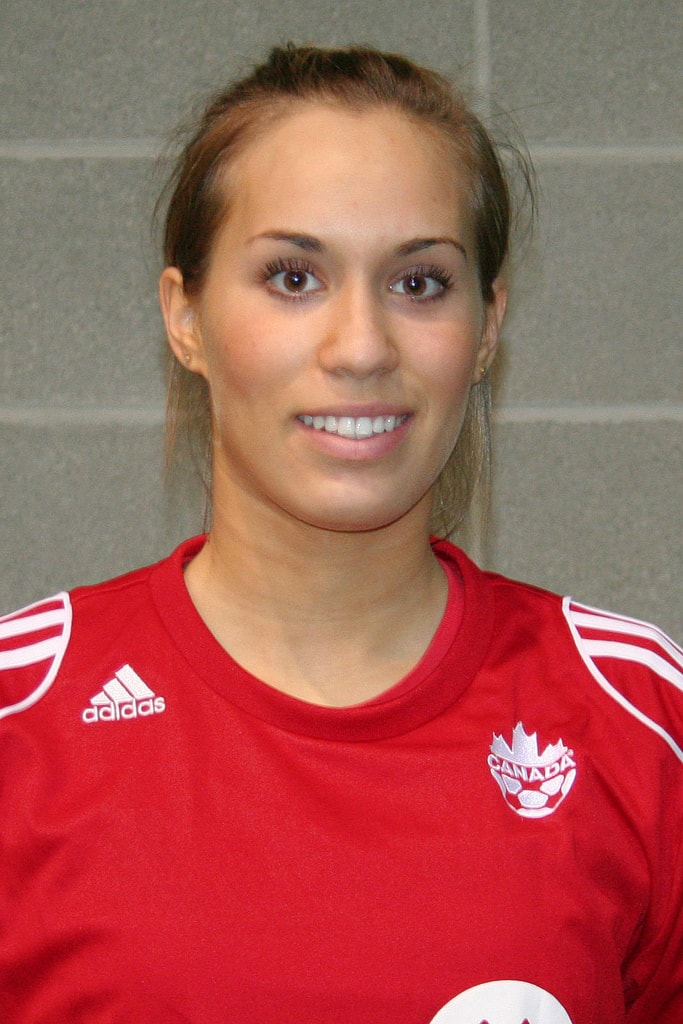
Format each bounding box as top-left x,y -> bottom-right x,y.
250,232 -> 467,261
394,237 -> 467,260
249,232 -> 324,252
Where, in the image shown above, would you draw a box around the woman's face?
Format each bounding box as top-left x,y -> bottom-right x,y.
161,103 -> 505,536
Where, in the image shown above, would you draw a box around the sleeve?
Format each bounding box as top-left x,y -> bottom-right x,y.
622,771 -> 683,1022
0,593 -> 72,719
564,598 -> 683,1020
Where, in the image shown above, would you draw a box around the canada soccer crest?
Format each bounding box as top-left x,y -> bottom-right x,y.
487,723 -> 577,819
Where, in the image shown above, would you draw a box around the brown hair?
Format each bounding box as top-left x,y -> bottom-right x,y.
158,43 -> 534,535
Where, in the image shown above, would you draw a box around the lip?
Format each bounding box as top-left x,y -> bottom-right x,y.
295,408 -> 413,461
297,403 -> 411,419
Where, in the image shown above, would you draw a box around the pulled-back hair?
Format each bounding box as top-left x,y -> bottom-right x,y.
159,43 -> 534,536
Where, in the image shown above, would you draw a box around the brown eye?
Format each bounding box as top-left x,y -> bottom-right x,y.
267,264 -> 323,298
389,270 -> 448,300
405,275 -> 427,296
283,270 -> 308,292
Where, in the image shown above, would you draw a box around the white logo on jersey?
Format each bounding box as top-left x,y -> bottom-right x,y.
82,664 -> 166,723
488,723 -> 577,819
428,980 -> 573,1022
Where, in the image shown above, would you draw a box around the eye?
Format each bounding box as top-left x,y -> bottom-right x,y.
389,266 -> 452,301
265,259 -> 323,298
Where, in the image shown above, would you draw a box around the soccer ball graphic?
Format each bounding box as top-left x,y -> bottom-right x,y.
488,723 -> 577,819
428,979 -> 573,1022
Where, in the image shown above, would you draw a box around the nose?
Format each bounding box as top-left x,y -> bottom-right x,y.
318,280 -> 399,379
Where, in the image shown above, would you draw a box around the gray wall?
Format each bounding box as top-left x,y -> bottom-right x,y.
1,1 -> 681,639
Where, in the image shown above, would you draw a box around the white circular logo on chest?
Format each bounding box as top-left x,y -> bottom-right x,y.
428,980 -> 573,1023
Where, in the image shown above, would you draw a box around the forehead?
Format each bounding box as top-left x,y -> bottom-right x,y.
217,102 -> 473,247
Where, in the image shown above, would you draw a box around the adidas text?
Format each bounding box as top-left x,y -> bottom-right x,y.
83,696 -> 166,723
82,664 -> 166,724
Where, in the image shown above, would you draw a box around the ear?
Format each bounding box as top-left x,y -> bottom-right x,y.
158,266 -> 208,378
473,278 -> 507,382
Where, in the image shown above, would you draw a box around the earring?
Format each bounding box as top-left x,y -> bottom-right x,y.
183,352 -> 191,366
478,364 -> 487,379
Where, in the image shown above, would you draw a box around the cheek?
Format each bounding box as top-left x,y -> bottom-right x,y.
201,314 -> 283,399
420,326 -> 481,402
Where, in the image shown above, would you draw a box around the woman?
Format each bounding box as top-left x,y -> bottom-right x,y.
0,45 -> 681,1024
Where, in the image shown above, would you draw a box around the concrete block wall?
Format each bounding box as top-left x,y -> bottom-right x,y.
1,1 -> 681,638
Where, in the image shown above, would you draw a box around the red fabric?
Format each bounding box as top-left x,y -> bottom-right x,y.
0,537 -> 681,1023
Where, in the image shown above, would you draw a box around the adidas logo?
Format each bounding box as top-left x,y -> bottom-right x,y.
82,664 -> 166,723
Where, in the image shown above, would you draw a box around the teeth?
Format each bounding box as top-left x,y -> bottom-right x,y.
300,414 -> 406,438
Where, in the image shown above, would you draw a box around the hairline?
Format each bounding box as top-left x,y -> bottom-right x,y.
189,94 -> 485,298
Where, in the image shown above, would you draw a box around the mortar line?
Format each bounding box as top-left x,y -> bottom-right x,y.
1,404 -> 681,427
472,0 -> 492,117
494,404 -> 683,424
531,143 -> 683,164
2,140 -> 680,163
0,139 -> 162,160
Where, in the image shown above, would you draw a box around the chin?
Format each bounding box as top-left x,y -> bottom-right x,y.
290,494 -> 428,535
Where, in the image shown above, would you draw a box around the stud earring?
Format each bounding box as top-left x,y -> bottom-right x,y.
183,352 -> 191,366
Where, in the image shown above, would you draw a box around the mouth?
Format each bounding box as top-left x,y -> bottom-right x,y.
298,414 -> 409,439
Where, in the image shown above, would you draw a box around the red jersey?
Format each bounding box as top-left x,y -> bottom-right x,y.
0,536 -> 681,1023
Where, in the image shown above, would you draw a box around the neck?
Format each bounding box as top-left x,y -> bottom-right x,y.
184,496 -> 450,706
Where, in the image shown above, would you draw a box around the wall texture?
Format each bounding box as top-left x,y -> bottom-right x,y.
1,0 -> 681,637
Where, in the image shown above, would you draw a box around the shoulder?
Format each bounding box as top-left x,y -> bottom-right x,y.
0,592 -> 73,719
563,598 -> 683,764
0,568 -> 150,721
0,538 -> 203,721
439,540 -> 683,766
492,572 -> 683,767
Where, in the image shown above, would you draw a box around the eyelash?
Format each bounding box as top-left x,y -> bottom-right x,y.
262,258 -> 320,301
261,258 -> 454,302
391,264 -> 454,301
